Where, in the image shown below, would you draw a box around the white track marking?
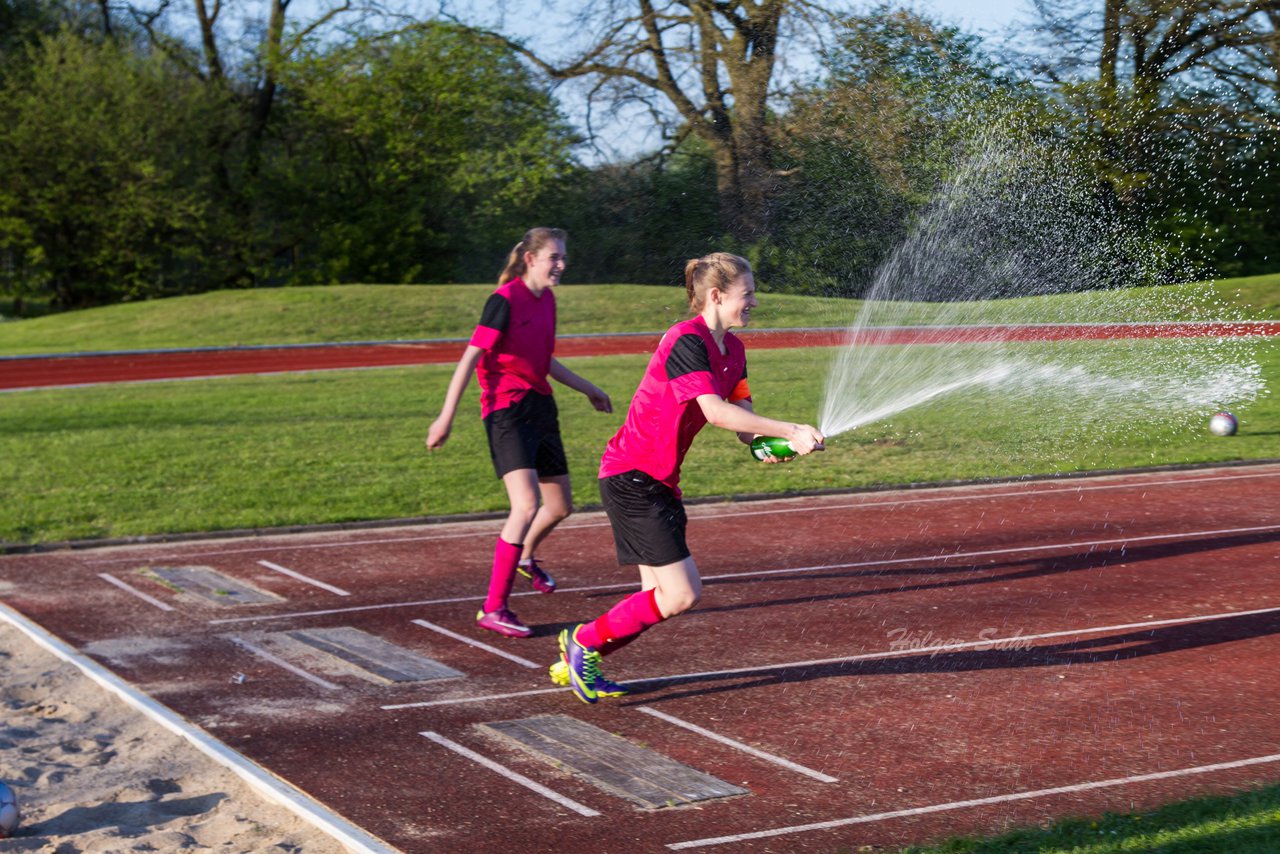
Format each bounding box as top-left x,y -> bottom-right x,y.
703,522 -> 1280,583
384,603 -> 1280,709
210,520 -> 1280,626
0,604 -> 394,853
638,707 -> 839,783
666,750 -> 1280,849
383,687 -> 563,710
208,593 -> 486,625
228,636 -> 341,690
256,560 -> 351,596
85,465 -> 1280,564
410,619 -> 541,668
97,572 -> 174,611
420,731 -> 601,817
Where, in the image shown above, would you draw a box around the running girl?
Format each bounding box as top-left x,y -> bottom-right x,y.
426,228 -> 612,638
552,252 -> 823,701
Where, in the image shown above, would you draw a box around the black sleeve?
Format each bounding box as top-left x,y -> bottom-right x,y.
665,333 -> 713,380
477,293 -> 511,333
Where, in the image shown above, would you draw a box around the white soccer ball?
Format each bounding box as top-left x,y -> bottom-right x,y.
0,781 -> 19,838
1208,412 -> 1238,437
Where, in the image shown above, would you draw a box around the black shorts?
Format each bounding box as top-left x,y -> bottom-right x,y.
483,392 -> 569,479
599,470 -> 690,567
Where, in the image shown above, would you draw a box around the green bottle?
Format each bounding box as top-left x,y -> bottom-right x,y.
750,436 -> 796,461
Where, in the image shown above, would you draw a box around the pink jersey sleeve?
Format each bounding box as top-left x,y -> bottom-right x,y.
665,333 -> 719,402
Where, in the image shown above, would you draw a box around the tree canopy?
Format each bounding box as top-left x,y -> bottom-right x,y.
0,0 -> 1274,310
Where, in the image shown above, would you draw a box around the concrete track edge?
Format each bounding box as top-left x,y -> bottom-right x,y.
6,457 -> 1278,556
0,601 -> 401,854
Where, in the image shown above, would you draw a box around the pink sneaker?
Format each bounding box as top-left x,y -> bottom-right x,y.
475,608 -> 533,638
517,558 -> 557,594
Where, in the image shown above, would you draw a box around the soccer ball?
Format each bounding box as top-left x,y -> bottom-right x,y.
1208,412 -> 1238,437
0,781 -> 19,838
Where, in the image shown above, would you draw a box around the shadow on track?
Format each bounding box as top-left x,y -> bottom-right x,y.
619,608 -> 1280,705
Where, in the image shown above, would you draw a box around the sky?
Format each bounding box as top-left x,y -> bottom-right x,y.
477,0 -> 1041,162
285,0 -> 1045,162
917,0 -> 1032,38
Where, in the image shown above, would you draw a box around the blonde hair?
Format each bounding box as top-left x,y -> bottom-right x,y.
498,227 -> 568,286
684,252 -> 752,312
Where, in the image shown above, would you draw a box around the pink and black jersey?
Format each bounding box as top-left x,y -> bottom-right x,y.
599,315 -> 751,495
468,278 -> 556,418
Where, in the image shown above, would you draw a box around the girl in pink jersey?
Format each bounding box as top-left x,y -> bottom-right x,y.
427,228 -> 612,638
552,252 -> 823,701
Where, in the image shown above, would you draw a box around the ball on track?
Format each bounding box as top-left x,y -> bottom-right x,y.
1208,411 -> 1238,437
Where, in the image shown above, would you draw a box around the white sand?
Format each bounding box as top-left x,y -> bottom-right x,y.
0,622 -> 351,853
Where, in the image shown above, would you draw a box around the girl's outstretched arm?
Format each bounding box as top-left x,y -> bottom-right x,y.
550,358 -> 612,413
697,394 -> 824,454
426,345 -> 485,450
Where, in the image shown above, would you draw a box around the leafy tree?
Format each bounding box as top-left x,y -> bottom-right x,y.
770,6 -> 1035,294
555,138 -> 721,286
0,31 -> 234,307
273,22 -> 580,282
464,0 -> 838,244
1019,0 -> 1280,275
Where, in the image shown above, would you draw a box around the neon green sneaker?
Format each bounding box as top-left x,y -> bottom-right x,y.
556,626 -> 628,703
548,657 -> 627,698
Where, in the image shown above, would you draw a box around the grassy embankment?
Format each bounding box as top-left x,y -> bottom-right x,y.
2,272 -> 1279,354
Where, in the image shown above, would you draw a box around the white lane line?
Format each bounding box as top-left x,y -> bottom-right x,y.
257,560 -> 351,596
637,707 -> 839,783
410,619 -> 540,669
384,603 -> 1280,709
210,520 -> 1280,626
86,465 -> 1280,564
704,522 -> 1280,583
383,687 -> 563,710
209,594 -> 487,625
0,603 -> 395,853
697,468 -> 1280,524
420,731 -> 600,817
227,636 -> 341,690
97,573 -> 174,611
666,750 -> 1280,849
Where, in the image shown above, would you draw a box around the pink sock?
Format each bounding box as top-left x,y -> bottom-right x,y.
599,633 -> 639,657
484,537 -> 522,613
577,589 -> 664,650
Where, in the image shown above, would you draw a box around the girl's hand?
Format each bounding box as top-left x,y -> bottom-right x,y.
586,386 -> 613,413
787,424 -> 825,455
425,417 -> 451,450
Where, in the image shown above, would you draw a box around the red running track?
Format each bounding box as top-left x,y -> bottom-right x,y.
4,463 -> 1280,852
4,321 -> 1279,391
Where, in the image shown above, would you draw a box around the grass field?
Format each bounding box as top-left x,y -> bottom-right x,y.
1,272 -> 1278,355
4,274 -> 1280,851
903,782 -> 1280,852
3,338 -> 1277,545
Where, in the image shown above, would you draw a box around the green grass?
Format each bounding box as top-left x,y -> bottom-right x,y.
3,337 -> 1277,545
1,272 -> 1278,355
901,782 -> 1280,852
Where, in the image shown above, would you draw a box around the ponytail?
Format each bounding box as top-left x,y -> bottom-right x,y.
684,252 -> 752,312
498,227 -> 568,286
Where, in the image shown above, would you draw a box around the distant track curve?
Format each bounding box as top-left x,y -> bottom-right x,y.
3,321 -> 1278,392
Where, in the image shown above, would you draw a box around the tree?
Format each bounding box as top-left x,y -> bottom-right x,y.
553,139 -> 721,286
273,23 -> 580,282
1023,0 -> 1279,201
1020,0 -> 1280,274
0,31 -> 231,306
463,0 -> 838,243
769,6 -> 1035,294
